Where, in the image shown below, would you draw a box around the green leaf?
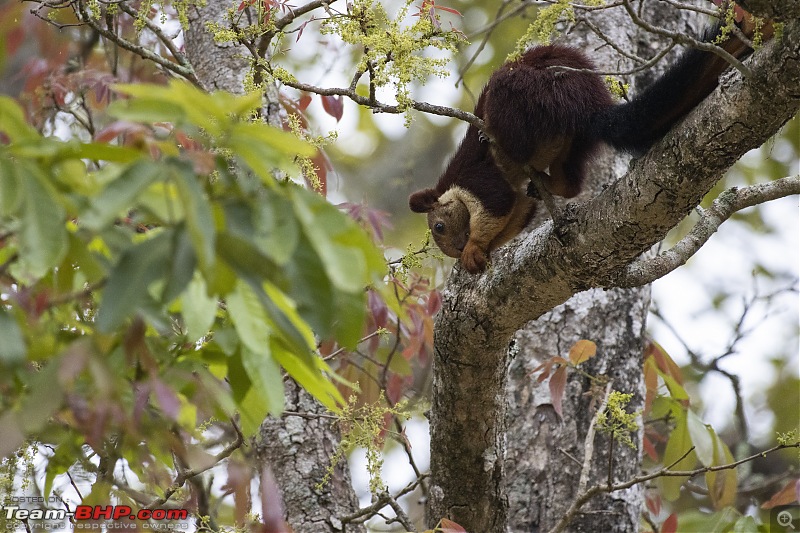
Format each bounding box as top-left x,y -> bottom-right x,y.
0,156 -> 21,215
160,227 -> 197,304
0,96 -> 38,142
18,360 -> 64,433
107,96 -> 186,126
216,233 -> 284,286
706,432 -> 737,509
254,193 -> 299,266
0,307 -> 26,363
112,81 -> 230,136
82,160 -> 165,231
226,280 -> 272,355
63,232 -> 106,284
331,289 -> 367,348
235,122 -> 315,158
732,516 -> 758,533
96,230 -> 172,332
172,161 -> 215,272
660,371 -> 689,401
44,440 -> 81,498
240,346 -> 284,416
284,233 -> 337,337
182,273 -> 218,343
62,142 -> 142,163
226,349 -> 269,436
660,411 -> 697,501
228,122 -> 314,181
271,341 -> 344,411
17,163 -> 68,280
262,280 -> 316,353
686,410 -> 715,467
227,278 -> 313,366
291,186 -> 385,294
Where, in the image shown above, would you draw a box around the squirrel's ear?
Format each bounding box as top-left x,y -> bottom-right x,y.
409,188 -> 440,213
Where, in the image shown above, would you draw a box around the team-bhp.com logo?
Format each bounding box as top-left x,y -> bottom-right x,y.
4,504 -> 189,529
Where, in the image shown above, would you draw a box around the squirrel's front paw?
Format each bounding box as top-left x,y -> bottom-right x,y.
461,243 -> 488,274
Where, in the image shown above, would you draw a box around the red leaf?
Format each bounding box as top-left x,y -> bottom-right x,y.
153,378 -> 180,421
645,493 -> 661,516
427,290 -> 442,316
440,518 -> 468,533
386,373 -> 410,405
368,290 -> 388,329
549,365 -> 568,419
643,356 -> 658,415
7,26 -> 24,56
321,95 -> 343,121
224,461 -> 250,526
259,466 -> 290,533
661,513 -> 678,533
434,4 -> 461,15
298,93 -> 312,111
643,434 -> 659,461
309,149 -> 329,195
761,478 -> 800,509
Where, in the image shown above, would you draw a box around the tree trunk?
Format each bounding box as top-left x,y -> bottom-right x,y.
185,4 -> 364,531
503,7 -> 705,531
257,382 -> 365,533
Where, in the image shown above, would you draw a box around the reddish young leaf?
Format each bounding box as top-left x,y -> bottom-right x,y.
643,356 -> 658,415
321,95 -> 344,121
309,149 -> 330,195
298,92 -> 312,111
224,460 -> 250,526
549,365 -> 568,419
368,290 -> 389,329
259,466 -> 291,533
646,340 -> 684,384
645,492 -> 662,516
440,518 -> 468,533
761,478 -> 800,509
427,290 -> 442,316
643,434 -> 659,462
94,121 -> 149,143
152,378 -> 180,421
661,513 -> 678,533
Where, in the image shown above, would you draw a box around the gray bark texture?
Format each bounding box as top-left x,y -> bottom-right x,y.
428,2 -> 800,532
257,382 -> 365,533
185,3 -> 364,532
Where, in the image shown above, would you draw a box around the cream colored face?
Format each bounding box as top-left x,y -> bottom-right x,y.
427,196 -> 470,259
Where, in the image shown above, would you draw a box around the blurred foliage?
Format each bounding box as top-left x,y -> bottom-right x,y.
0,80 -> 391,522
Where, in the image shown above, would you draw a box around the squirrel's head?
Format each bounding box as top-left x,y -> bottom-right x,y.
409,187 -> 470,259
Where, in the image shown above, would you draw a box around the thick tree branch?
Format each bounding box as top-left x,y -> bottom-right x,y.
735,0 -> 800,21
463,19 -> 800,338
617,175 -> 800,287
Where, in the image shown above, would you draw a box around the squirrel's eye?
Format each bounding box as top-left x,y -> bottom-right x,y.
433,222 -> 445,234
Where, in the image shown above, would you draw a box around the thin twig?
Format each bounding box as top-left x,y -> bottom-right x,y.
578,381 -> 613,493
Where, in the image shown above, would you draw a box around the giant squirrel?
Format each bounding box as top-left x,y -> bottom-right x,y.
409,11 -> 771,274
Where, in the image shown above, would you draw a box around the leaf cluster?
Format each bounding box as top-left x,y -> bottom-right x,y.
0,80 -> 386,506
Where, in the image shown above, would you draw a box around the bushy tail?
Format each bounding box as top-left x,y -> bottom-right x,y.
592,23 -> 756,155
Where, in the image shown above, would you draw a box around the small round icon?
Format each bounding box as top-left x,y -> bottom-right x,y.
778,510 -> 796,529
